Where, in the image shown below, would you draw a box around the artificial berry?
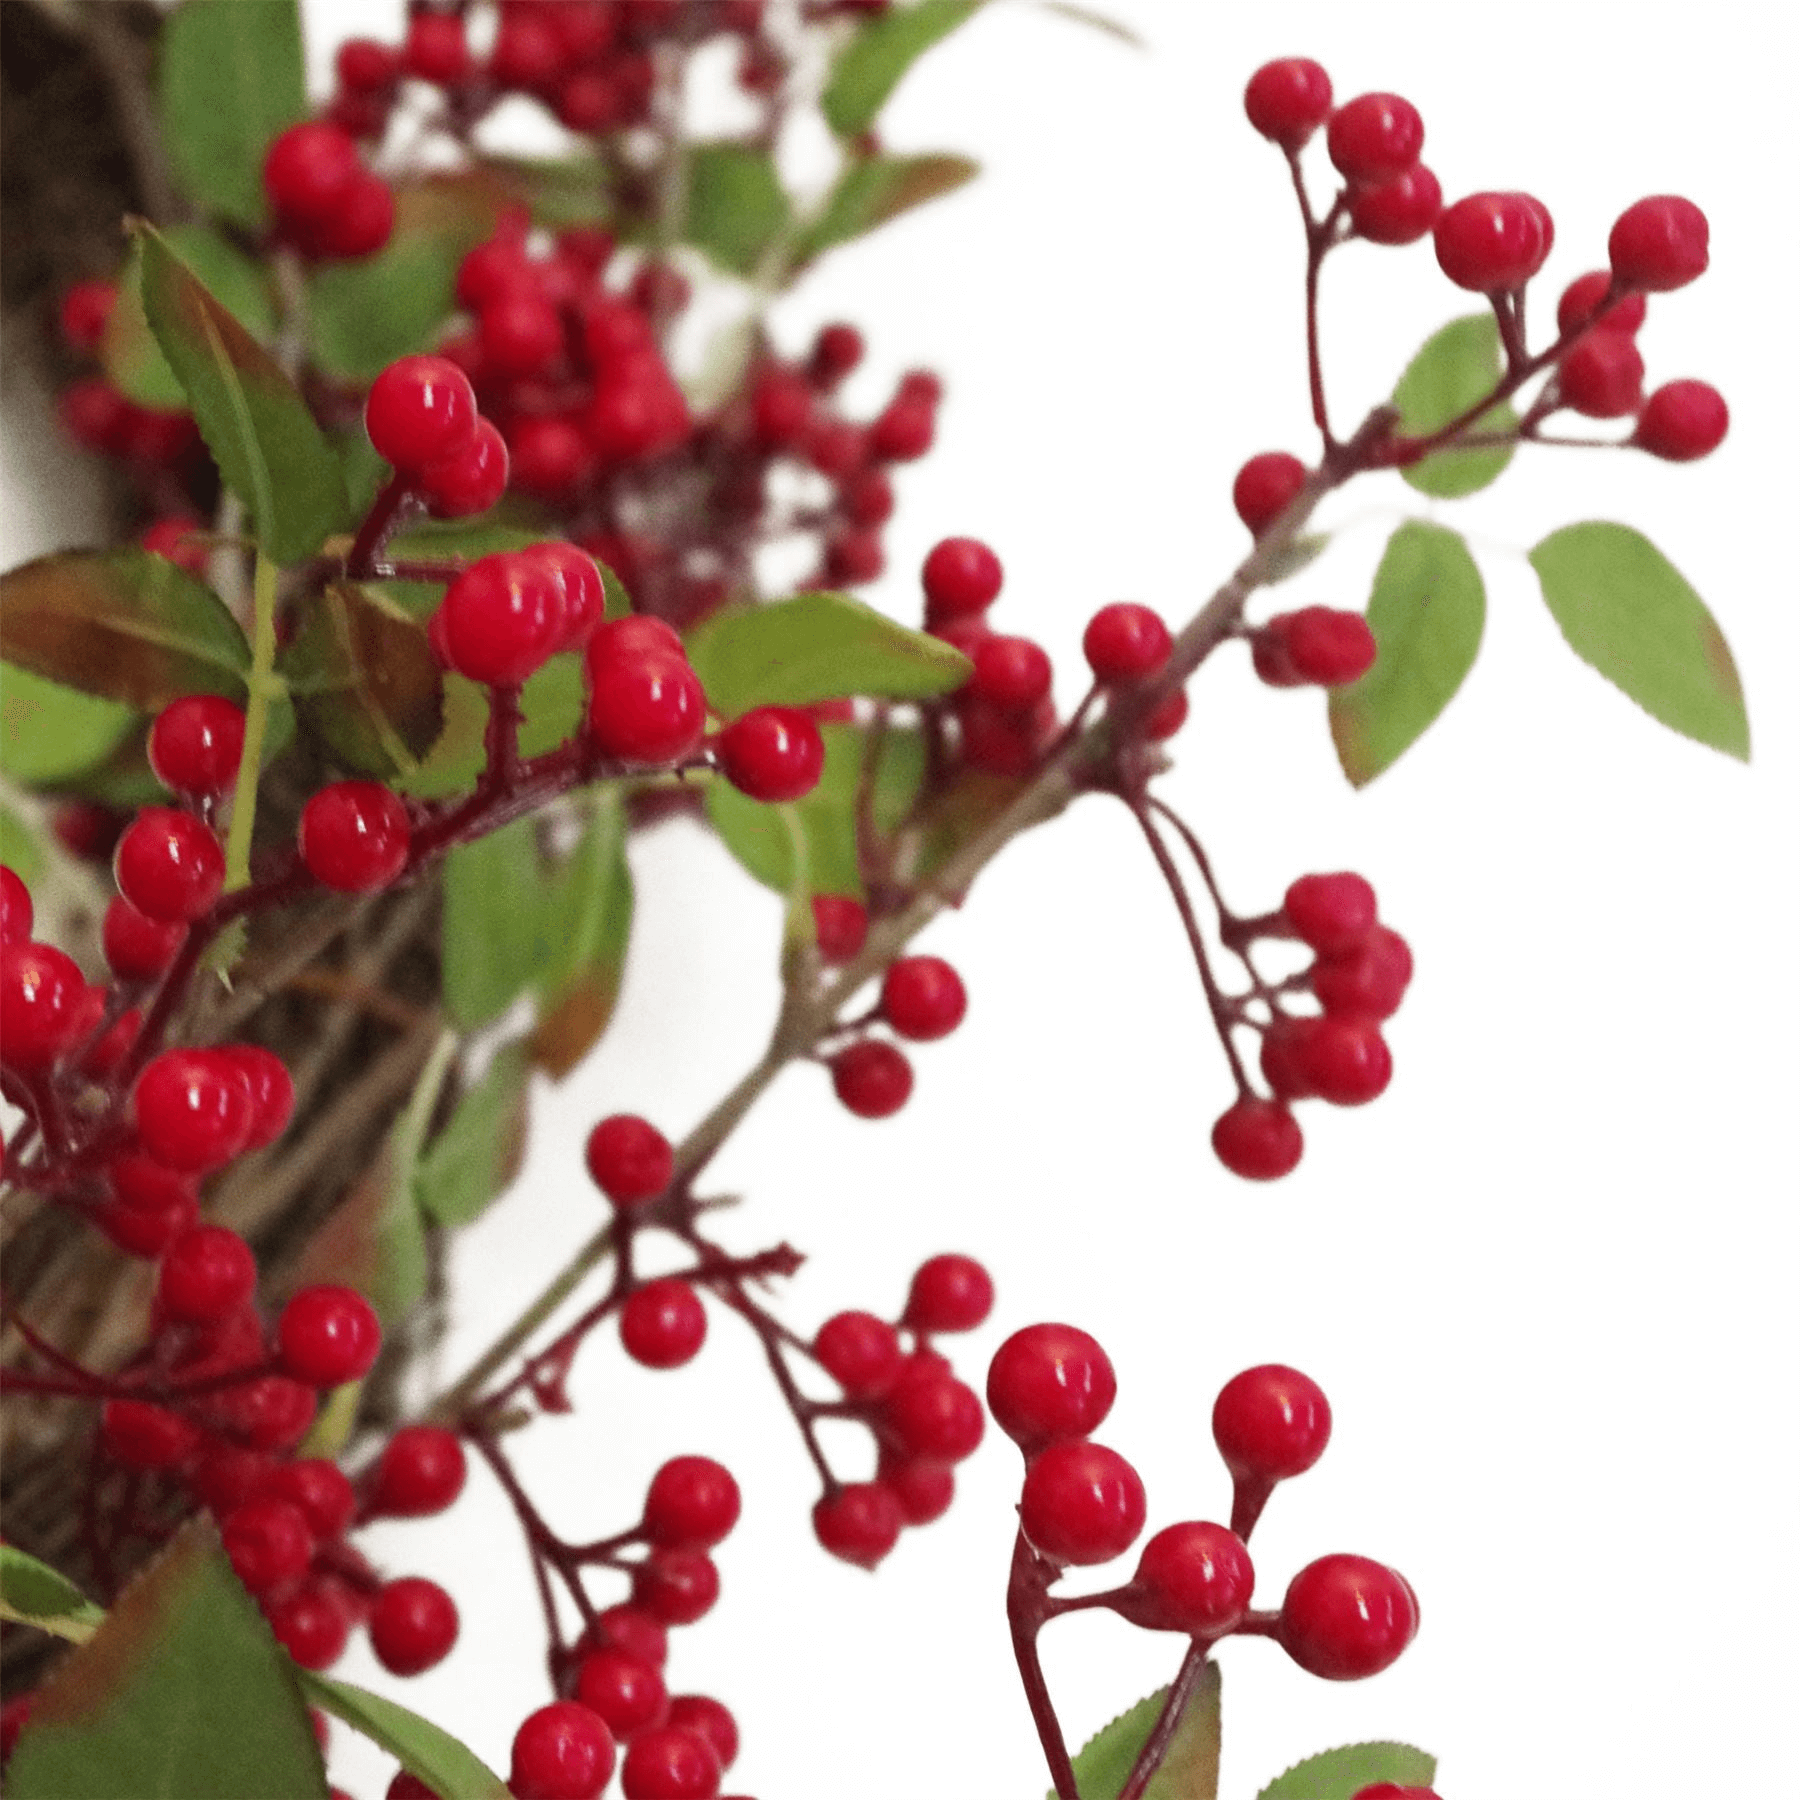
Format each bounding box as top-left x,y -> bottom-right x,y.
1258,609 -> 1376,688
491,10 -> 562,89
419,417 -> 510,518
370,1425 -> 467,1516
0,942 -> 85,1070
511,418 -> 590,498
1283,872 -> 1378,955
884,1367 -> 985,1462
1019,1439 -> 1146,1565
97,1153 -> 199,1257
370,1578 -> 459,1676
620,1725 -> 722,1800
621,1279 -> 708,1369
586,635 -> 707,765
664,1698 -> 737,1773
533,542 -> 605,652
970,635 -> 1052,714
1557,271 -> 1647,340
586,1114 -> 674,1206
211,1373 -> 317,1453
814,1311 -> 903,1398
903,1254 -> 993,1333
1083,603 -> 1172,683
750,367 -> 813,447
187,1442 -> 276,1514
716,708 -> 825,802
213,1043 -> 295,1150
101,1398 -> 200,1470
437,552 -> 564,687
114,807 -> 224,922
812,1483 -> 903,1569
134,1049 -> 255,1172
1351,1788 -> 1441,1800
145,700 -> 242,805
575,1648 -> 668,1736
1558,332 -> 1645,419
221,1497 -> 314,1594
631,1549 -> 719,1626
644,1456 -> 741,1551
810,322 -> 864,385
1233,451 -> 1307,537
1279,1553 -> 1419,1679
365,356 -> 478,472
1634,381 -> 1729,461
1297,1016 -> 1392,1105
879,1454 -> 955,1525
265,1459 -> 357,1538
404,11 -> 472,84
299,782 -> 411,892
592,1605 -> 668,1670
157,1224 -> 257,1324
336,37 -> 400,92
1348,164 -> 1442,245
1243,57 -> 1332,148
956,694 -> 1052,775
1312,925 -> 1413,1019
141,515 -> 209,573
1326,94 -> 1424,184
279,1285 -> 382,1388
59,279 -> 116,353
263,123 -> 360,227
1433,191 -> 1551,293
921,538 -> 1003,623
1125,1521 -> 1255,1636
1212,1363 -> 1331,1483
870,393 -> 935,461
1609,195 -> 1710,292
510,1701 -> 616,1800
842,468 -> 894,527
1212,1098 -> 1304,1180
0,866 -> 30,942
481,292 -> 565,378
829,1040 -> 913,1118
811,895 -> 868,963
986,1323 -> 1116,1450
824,527 -> 885,585
880,956 -> 967,1041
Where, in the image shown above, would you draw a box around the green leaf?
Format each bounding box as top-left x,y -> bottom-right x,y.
298,1673 -> 510,1800
400,655 -> 586,799
822,0 -> 984,136
1254,1741 -> 1436,1800
5,1522 -> 328,1800
1528,521 -> 1749,760
1,664 -> 136,784
136,223 -> 349,565
489,153 -> 614,228
1391,313 -> 1517,498
683,142 -> 792,277
688,591 -> 970,719
0,550 -> 250,710
532,792 -> 634,1078
281,582 -> 446,777
1057,1663 -> 1221,1800
159,0 -> 307,231
415,1043 -> 530,1227
0,1546 -> 104,1642
0,803 -> 48,884
308,228 -> 465,383
1329,521 -> 1485,787
105,227 -> 276,409
441,819 -> 554,1030
797,152 -> 979,261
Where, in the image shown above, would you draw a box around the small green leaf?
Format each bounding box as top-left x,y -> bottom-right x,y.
1330,521 -> 1485,787
822,0 -> 984,136
5,1522 -> 328,1800
0,550 -> 249,710
1058,1663 -> 1221,1800
532,792 -> 634,1078
400,655 -> 586,799
136,223 -> 349,566
1529,522 -> 1748,759
797,152 -> 979,261
688,591 -> 969,719
1392,313 -> 1517,498
442,819 -> 555,1030
1,664 -> 136,784
415,1043 -> 530,1227
159,0 -> 307,230
0,1547 -> 104,1642
1254,1741 -> 1437,1800
298,1673 -> 510,1800
683,142 -> 791,277
0,803 -> 48,884
308,227 -> 466,382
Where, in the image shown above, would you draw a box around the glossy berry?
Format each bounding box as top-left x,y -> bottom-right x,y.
419,417 -> 509,518
620,1724 -> 722,1799
1297,1016 -> 1392,1106
921,538 -> 1003,623
1634,381 -> 1729,461
1211,1099 -> 1304,1181
97,1153 -> 199,1257
884,1368 -> 985,1463
1234,456 -> 1303,548
586,1115 -> 674,1206
812,1483 -> 903,1569
148,697 -> 245,797
265,1459 -> 357,1538
299,782 -> 411,892
622,1279 -> 707,1369
157,1224 -> 257,1323
1126,1521 -> 1255,1636
986,1323 -> 1116,1450
1284,872 -> 1378,955
575,1648 -> 668,1736
264,123 -> 360,225
1019,1439 -> 1146,1566
365,356 -> 479,471
1556,271 -> 1647,340
370,1578 -> 459,1676
1351,1788 -> 1441,1800
1313,926 -> 1413,1020
1213,1364 -> 1331,1483
114,807 -> 225,922
814,1310 -> 903,1398
586,637 -> 707,765
214,1043 -> 294,1151
1326,94 -> 1423,184
631,1550 -> 719,1626
664,1697 -> 737,1772
0,942 -> 85,1070
0,866 -> 30,942
1609,195 -> 1709,292
1256,609 -> 1376,688
829,1040 -> 913,1118
811,895 -> 868,963
969,635 -> 1052,715
903,1254 -> 993,1333
1558,332 -> 1645,419
1243,58 -> 1332,148
645,1456 -> 741,1551
101,1398 -> 200,1470
221,1497 -> 314,1595
265,1586 -> 350,1670
1279,1553 -> 1419,1679
438,553 -> 564,686
510,1701 -> 616,1800
1347,163 -> 1442,246
880,956 -> 967,1041
1083,604 -> 1171,683
279,1285 -> 382,1387
716,708 -> 825,802
1434,191 -> 1551,292
134,1049 -> 255,1172
371,1426 -> 467,1516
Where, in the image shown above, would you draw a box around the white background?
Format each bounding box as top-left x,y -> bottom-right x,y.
7,4 -> 1799,1798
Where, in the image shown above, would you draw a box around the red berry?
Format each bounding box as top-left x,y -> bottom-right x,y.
1233,452 -> 1307,536
365,356 -> 479,472
370,1577 -> 459,1676
264,1458 -> 356,1537
419,417 -> 510,518
481,292 -> 565,378
879,1454 -> 955,1525
510,417 -> 589,498
1283,872 -> 1377,955
1326,94 -> 1424,184
1312,926 -> 1413,1020
211,1373 -> 317,1454
811,895 -> 868,963
880,956 -> 966,1042
829,1039 -> 913,1118
279,1285 -> 382,1387
437,552 -> 564,687
371,1425 -> 467,1516
1434,191 -> 1551,292
1351,1787 -> 1441,1800
1557,332 -> 1645,419
1243,57 -> 1332,149
528,541 -> 605,653
1019,1439 -> 1146,1565
187,1441 -> 275,1514
716,708 -> 825,802
491,11 -> 561,89
1634,381 -> 1729,461
221,1497 -> 314,1594
644,1456 -> 740,1550
134,1050 -> 255,1172
575,1648 -> 668,1736
263,123 -> 360,224
0,866 -> 31,942
265,1586 -> 350,1670
157,1224 -> 257,1323
511,1701 -> 616,1800
986,1323 -> 1116,1450
147,697 -> 245,799
299,782 -> 411,892
1261,609 -> 1376,688
387,1776 -> 440,1800
1213,1097 -> 1304,1179
586,638 -> 707,765
337,38 -> 401,92
883,1368 -> 985,1463
1126,1521 -> 1255,1636
869,394 -> 934,461
101,1398 -> 200,1470
903,1254 -> 993,1333
812,1483 -> 903,1569
809,321 -> 864,386
0,942 -> 86,1071
1279,1553 -> 1419,1679
631,1549 -> 719,1626
1609,195 -> 1709,292
58,377 -> 132,454
969,635 -> 1052,715
97,1153 -> 199,1257
212,1043 -> 294,1150
1083,603 -> 1171,683
1556,271 -> 1646,340
1296,1016 -> 1392,1106
141,515 -> 209,574
59,279 -> 117,354
621,1279 -> 707,1369
585,1115 -> 674,1206
814,1310 -> 903,1398
663,1697 -> 736,1772
592,1604 -> 667,1669
114,807 -> 224,922
620,1725 -> 722,1800
921,538 -> 1003,623
823,526 -> 885,586
750,366 -> 813,447
1212,1364 -> 1331,1483
404,12 -> 472,85
1347,163 -> 1442,246
841,468 -> 893,527
307,169 -> 394,259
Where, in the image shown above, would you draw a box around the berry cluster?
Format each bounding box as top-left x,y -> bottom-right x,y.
263,121 -> 395,262
826,953 -> 969,1120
